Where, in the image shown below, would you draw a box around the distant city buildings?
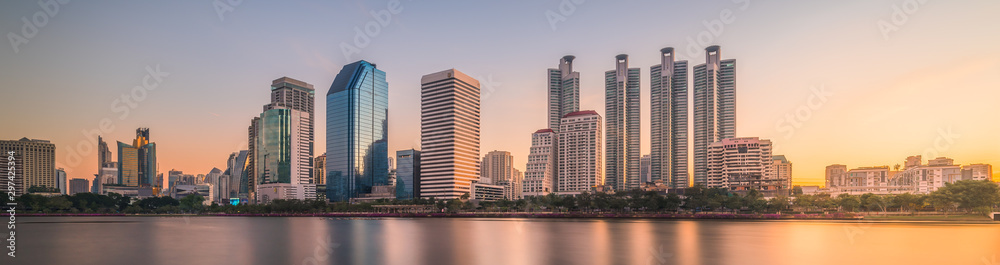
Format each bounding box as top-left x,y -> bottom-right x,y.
395,149 -> 420,200
226,150 -> 249,203
605,54 -> 641,191
314,154 -> 326,186
557,111 -> 603,195
772,155 -> 793,191
255,77 -> 316,203
639,155 -> 651,184
69,178 -> 89,195
0,137 -> 56,195
650,47 -> 690,189
326,60 -> 390,202
823,155 -> 994,195
481,150 -> 522,200
419,69 -> 480,200
693,46 -> 736,187
117,128 -> 157,190
56,168 -> 66,194
523,129 -> 557,197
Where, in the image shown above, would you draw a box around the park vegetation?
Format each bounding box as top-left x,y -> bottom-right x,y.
3,180 -> 998,216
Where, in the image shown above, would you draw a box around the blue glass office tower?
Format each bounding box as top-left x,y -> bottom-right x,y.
326,60 -> 389,202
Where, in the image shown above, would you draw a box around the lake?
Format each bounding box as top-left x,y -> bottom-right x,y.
12,216 -> 1000,265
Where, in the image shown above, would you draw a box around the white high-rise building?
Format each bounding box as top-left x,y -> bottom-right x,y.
605,54 -> 641,191
558,111 -> 603,194
523,129 -> 557,197
707,137 -> 780,195
549,55 -> 581,130
693,46 -> 736,187
650,47 -> 690,189
419,69 -> 481,200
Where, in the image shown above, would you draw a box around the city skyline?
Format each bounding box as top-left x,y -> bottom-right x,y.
3,1 -> 1000,187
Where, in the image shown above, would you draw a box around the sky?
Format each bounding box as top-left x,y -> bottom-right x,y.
2,0 -> 999,187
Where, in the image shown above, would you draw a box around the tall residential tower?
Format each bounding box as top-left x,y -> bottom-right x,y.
605,54 -> 641,191
548,55 -> 581,130
650,47 -> 690,188
693,46 -> 736,186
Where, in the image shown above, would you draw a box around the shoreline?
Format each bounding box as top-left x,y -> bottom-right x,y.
6,212 -> 997,222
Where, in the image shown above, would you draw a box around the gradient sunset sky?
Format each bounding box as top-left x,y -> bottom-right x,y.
2,0 -> 999,187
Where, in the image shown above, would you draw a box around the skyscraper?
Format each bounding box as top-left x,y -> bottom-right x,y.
326,60 -> 389,202
97,136 -> 113,178
1,138 -> 56,195
246,116 -> 259,202
557,111 -> 603,194
117,128 -> 156,188
225,150 -> 249,201
693,46 -> 736,186
395,149 -> 420,200
255,77 -> 316,203
650,47 -> 690,188
548,55 -> 580,130
420,69 -> 480,200
522,129 -> 556,197
605,54 -> 641,191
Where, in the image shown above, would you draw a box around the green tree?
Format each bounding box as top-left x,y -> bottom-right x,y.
179,194 -> 205,212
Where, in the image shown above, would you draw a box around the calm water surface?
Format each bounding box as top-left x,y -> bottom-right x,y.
15,216 -> 1000,265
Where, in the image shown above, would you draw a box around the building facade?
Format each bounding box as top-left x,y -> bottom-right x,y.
69,178 -> 89,195
419,69 -> 480,200
650,47 -> 690,189
772,155 -> 793,190
605,54 -> 641,191
693,46 -> 736,187
250,77 -> 316,202
1,138 -> 57,195
314,154 -> 326,186
326,61 -> 389,202
117,128 -> 157,189
707,137 -> 782,196
522,129 -> 557,197
557,111 -> 603,194
395,149 -> 420,200
825,156 -> 993,195
548,55 -> 581,130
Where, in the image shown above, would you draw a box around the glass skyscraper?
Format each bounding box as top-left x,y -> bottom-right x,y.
117,128 -> 156,188
326,60 -> 389,202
